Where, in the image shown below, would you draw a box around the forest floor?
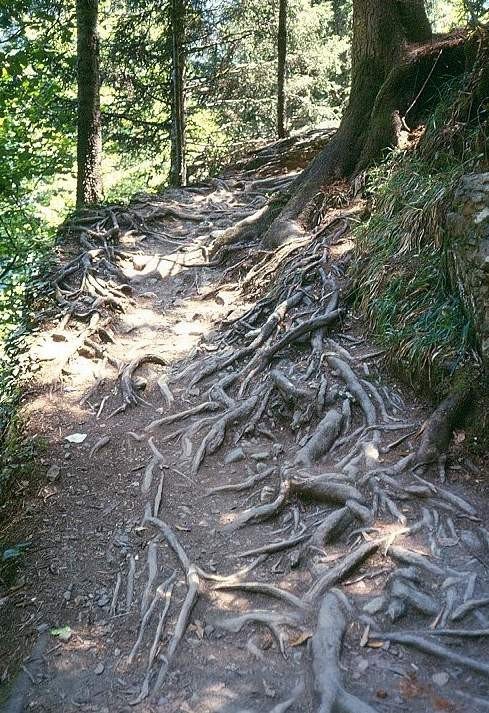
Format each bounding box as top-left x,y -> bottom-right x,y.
1,138 -> 489,713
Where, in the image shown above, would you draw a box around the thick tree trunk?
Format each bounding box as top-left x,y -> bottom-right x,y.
277,0 -> 287,139
262,0 -> 433,248
76,0 -> 103,208
169,0 -> 186,187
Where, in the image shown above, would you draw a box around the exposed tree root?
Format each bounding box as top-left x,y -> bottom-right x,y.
371,630 -> 489,678
191,394 -> 260,475
415,387 -> 474,469
237,533 -> 310,559
153,564 -> 200,693
224,479 -> 291,532
128,569 -> 176,666
305,541 -> 380,604
213,609 -> 304,658
120,354 -> 167,409
290,476 -> 364,506
140,541 -> 158,617
451,596 -> 489,622
312,591 -> 379,712
126,555 -> 136,611
206,466 -> 275,495
129,572 -> 177,705
294,410 -> 343,465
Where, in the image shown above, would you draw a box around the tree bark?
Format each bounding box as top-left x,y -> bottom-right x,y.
277,0 -> 287,139
262,0 -> 433,248
76,0 -> 103,208
169,0 -> 187,187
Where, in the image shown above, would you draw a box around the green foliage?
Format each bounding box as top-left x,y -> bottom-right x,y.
350,80 -> 484,393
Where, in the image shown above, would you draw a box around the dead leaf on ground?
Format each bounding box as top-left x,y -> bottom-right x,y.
289,630 -> 313,646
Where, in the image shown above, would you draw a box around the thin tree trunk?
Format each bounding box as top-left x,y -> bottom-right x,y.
277,0 -> 287,139
76,0 -> 103,208
169,0 -> 186,187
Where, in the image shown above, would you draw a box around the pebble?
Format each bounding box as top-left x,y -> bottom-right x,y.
251,451 -> 269,461
224,447 -> 245,464
46,464 -> 61,482
94,663 -> 105,675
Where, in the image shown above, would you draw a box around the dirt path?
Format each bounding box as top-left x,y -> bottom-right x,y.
1,158 -> 489,713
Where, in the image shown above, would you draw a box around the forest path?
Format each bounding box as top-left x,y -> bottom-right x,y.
1,149 -> 489,713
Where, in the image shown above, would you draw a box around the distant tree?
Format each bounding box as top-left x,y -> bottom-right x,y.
277,0 -> 288,138
76,0 -> 103,207
169,0 -> 187,186
331,0 -> 350,35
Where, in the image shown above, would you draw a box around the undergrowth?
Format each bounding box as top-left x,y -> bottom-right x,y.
351,76 -> 486,397
0,243 -> 54,510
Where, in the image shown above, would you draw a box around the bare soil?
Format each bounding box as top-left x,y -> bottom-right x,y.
1,161 -> 489,713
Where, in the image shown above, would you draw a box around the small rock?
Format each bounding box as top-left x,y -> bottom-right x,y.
96,593 -> 111,608
94,662 -> 105,675
46,465 -> 61,482
432,672 -> 449,686
224,447 -> 245,464
251,451 -> 269,461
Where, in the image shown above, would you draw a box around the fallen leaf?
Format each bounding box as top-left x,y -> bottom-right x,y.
453,430 -> 466,444
289,630 -> 313,646
50,625 -> 72,642
65,433 -> 87,444
432,671 -> 449,686
367,638 -> 384,649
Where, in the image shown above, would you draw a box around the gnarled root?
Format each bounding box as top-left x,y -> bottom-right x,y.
371,630 -> 489,678
312,591 -> 379,713
294,409 -> 343,465
224,479 -> 291,532
306,540 -> 380,604
213,609 -> 304,658
191,394 -> 259,475
290,476 -> 364,506
415,387 -> 474,470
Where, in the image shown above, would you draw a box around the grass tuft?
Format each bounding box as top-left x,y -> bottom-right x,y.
350,76 -> 486,395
